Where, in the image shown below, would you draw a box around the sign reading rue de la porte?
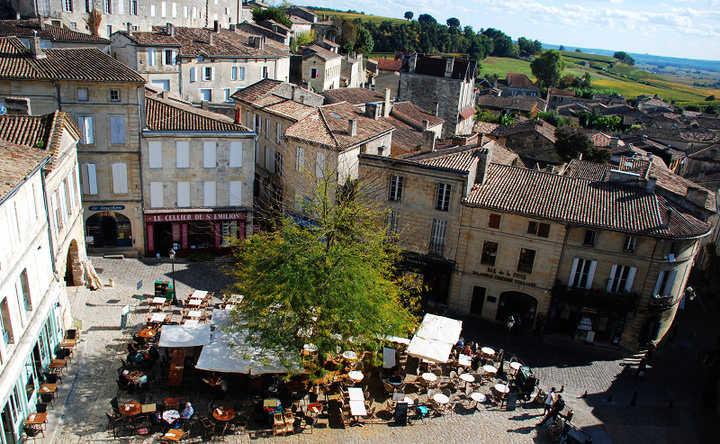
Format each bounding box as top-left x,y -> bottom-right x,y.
473,267 -> 537,287
145,212 -> 246,223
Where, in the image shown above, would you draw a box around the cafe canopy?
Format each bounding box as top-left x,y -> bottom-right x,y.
196,309 -> 301,375
406,314 -> 463,364
157,324 -> 212,348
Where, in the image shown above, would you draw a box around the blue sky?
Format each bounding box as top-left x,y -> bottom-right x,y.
299,0 -> 720,61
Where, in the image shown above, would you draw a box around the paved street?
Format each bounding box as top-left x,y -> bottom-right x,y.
35,257 -> 720,443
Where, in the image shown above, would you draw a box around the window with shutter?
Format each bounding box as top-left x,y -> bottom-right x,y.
388,175 -> 403,201
203,142 -> 216,168
569,258 -> 596,288
177,182 -> 190,207
481,241 -> 498,266
148,141 -> 163,168
435,183 -> 451,211
77,88 -> 88,101
517,248 -> 537,273
429,219 -> 447,255
488,214 -> 501,229
238,67 -> 245,80
275,151 -> 283,176
118,0 -> 124,14
276,122 -> 282,143
229,181 -> 242,206
316,152 -> 326,177
264,147 -> 273,171
296,147 -> 305,171
80,163 -> 98,195
176,141 -> 190,168
231,66 -> 237,80
203,181 -> 216,207
265,119 -> 270,139
147,48 -> 155,66
189,67 -> 196,82
150,182 -> 164,207
607,265 -> 637,293
111,163 -> 128,194
229,142 -> 243,167
109,116 -> 125,144
77,116 -> 94,144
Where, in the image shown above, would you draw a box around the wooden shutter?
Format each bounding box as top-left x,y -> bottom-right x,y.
653,271 -> 665,295
229,141 -> 242,167
150,182 -> 164,208
176,182 -> 190,207
176,141 -> 190,167
111,163 -> 128,194
110,116 -> 125,144
625,267 -> 637,293
148,141 -> 163,168
606,264 -> 617,292
203,141 -> 216,168
204,181 -> 216,207
229,181 -> 242,206
585,261 -> 597,289
568,258 -> 579,287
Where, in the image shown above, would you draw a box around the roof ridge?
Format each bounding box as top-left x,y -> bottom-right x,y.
318,107 -> 341,149
147,95 -> 234,124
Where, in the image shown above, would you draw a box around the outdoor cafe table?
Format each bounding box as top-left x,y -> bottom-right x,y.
421,372 -> 438,384
183,319 -> 199,325
481,347 -> 495,356
432,393 -> 449,405
483,365 -> 498,375
138,328 -> 156,338
348,387 -> 364,402
510,361 -> 523,374
25,412 -> 47,426
227,294 -> 243,304
186,310 -> 203,318
39,383 -> 57,396
162,410 -> 180,424
150,313 -> 166,324
348,400 -> 366,426
151,297 -> 167,310
213,407 -> 235,421
191,290 -> 208,299
348,371 -> 364,382
187,299 -> 202,307
285,380 -> 305,392
470,392 -> 486,407
120,402 -> 142,416
342,351 -> 358,361
460,373 -> 476,387
49,359 -> 67,374
162,429 -> 184,442
307,403 -> 322,415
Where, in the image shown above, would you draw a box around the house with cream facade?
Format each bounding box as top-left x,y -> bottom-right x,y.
360,141 -> 716,351
301,44 -> 341,93
141,88 -> 255,257
0,35 -> 147,254
111,23 -> 290,104
0,108 -> 85,444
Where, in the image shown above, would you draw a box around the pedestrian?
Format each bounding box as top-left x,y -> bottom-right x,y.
543,387 -> 558,414
537,394 -> 565,427
636,357 -> 647,380
645,341 -> 657,363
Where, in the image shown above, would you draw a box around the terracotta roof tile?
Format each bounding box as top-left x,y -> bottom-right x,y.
0,19 -> 109,43
230,78 -> 285,103
0,140 -> 50,201
413,147 -> 479,172
506,73 -> 537,89
0,36 -> 144,83
466,163 -> 711,239
323,88 -> 383,105
145,95 -> 250,132
302,44 -> 341,61
377,59 -> 402,71
391,101 -> 444,129
490,142 -> 523,166
476,94 -> 547,112
0,111 -> 80,170
285,102 -> 394,150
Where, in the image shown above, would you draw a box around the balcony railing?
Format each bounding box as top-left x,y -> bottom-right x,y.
648,295 -> 674,310
552,284 -> 639,310
428,242 -> 445,256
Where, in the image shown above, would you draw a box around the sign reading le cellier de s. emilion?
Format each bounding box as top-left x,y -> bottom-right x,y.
145,213 -> 246,223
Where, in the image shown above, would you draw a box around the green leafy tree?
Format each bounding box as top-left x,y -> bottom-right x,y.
353,25 -> 374,54
482,28 -> 517,57
446,17 -> 460,28
706,95 -> 716,101
555,127 -> 610,163
518,37 -> 542,56
417,14 -> 437,24
404,11 -> 413,20
612,51 -> 635,66
227,174 -> 417,373
530,49 -> 565,89
252,6 -> 292,29
558,45 -> 565,51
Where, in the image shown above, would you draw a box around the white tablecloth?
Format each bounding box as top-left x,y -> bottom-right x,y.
150,313 -> 166,323
349,400 -> 366,416
348,387 -> 364,402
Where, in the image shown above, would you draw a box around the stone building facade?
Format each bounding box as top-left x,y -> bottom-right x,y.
111,23 -> 290,104
0,36 -> 147,254
11,0 -> 239,38
397,54 -> 476,138
142,89 -> 255,257
301,44 -> 341,93
0,109 -> 85,444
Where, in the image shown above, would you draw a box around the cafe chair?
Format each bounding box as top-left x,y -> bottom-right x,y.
23,425 -> 44,442
199,417 -> 216,440
105,412 -> 125,439
44,372 -> 61,384
35,403 -> 47,414
272,413 -> 285,436
40,393 -> 54,409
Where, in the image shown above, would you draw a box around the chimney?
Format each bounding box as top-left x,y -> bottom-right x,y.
229,24 -> 236,32
422,119 -> 430,130
686,186 -> 709,207
234,107 -> 242,124
383,88 -> 391,118
609,136 -> 619,147
422,130 -> 435,152
348,118 -> 357,137
444,57 -> 454,78
661,208 -> 672,229
645,176 -> 657,193
408,53 -> 417,73
201,101 -> 209,110
434,102 -> 440,117
127,22 -> 133,35
29,31 -> 45,59
365,103 -> 380,120
160,90 -> 167,99
476,146 -> 493,184
166,23 -> 174,37
4,97 -> 32,116
258,35 -> 265,50
214,20 -> 220,33
209,30 -> 214,46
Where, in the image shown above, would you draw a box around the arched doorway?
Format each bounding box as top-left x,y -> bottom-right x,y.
495,291 -> 538,331
86,212 -> 132,248
64,239 -> 83,286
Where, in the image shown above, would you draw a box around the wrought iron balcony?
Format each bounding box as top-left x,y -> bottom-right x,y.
551,283 -> 639,310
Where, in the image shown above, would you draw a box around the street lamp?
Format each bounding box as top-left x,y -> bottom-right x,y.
169,248 -> 177,304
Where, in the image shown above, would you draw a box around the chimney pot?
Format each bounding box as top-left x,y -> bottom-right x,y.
29,31 -> 46,59
167,23 -> 174,37
383,88 -> 391,118
348,118 -> 357,137
209,31 -> 214,46
214,20 -> 220,33
422,119 -> 430,130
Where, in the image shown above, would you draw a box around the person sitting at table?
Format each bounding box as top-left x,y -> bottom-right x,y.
462,344 -> 473,357
119,370 -> 134,393
388,366 -> 402,384
176,402 -> 194,428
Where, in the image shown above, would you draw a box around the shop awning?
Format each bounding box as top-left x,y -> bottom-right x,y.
406,314 -> 462,364
157,324 -> 212,348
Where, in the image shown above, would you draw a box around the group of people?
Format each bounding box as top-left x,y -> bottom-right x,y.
537,386 -> 565,427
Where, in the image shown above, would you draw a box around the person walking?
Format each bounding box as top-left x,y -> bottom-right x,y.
537,394 -> 565,427
543,387 -> 557,414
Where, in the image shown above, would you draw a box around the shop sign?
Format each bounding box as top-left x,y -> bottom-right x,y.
89,205 -> 125,211
145,212 -> 246,223
473,267 -> 537,287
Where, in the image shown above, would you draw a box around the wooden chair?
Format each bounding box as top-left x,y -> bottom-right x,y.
272,413 -> 285,436
23,425 -> 44,443
40,393 -> 54,409
283,412 -> 295,435
105,412 -> 124,439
